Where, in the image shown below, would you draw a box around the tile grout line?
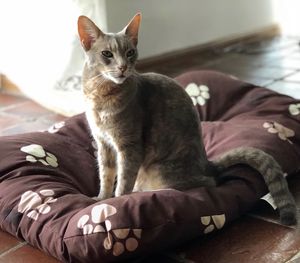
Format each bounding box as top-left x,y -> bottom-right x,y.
0,242 -> 27,258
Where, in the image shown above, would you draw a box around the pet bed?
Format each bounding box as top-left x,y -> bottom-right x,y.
0,71 -> 299,262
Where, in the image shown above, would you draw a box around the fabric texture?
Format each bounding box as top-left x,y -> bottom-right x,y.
0,71 -> 299,262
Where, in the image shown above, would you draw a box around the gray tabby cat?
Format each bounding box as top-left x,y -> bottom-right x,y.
78,14 -> 297,225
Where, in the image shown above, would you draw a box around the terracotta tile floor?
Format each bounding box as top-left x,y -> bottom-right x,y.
1,35 -> 300,262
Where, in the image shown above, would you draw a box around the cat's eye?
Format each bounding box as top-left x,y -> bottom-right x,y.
101,50 -> 113,58
126,49 -> 136,57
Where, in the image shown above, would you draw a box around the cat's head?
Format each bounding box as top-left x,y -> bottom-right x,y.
78,14 -> 141,85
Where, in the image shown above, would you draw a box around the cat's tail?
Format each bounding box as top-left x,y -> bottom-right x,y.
212,147 -> 298,226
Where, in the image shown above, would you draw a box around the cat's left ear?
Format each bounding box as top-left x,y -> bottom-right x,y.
122,13 -> 141,46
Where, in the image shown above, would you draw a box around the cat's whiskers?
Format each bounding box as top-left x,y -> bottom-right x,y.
86,73 -> 109,88
94,77 -> 108,88
87,73 -> 104,83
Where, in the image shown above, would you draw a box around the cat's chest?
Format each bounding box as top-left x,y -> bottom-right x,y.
86,110 -> 119,148
87,108 -> 115,127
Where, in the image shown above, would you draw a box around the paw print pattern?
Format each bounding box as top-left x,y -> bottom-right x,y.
18,189 -> 57,221
48,121 -> 65,133
289,103 -> 300,116
77,204 -> 142,257
263,122 -> 295,144
185,83 -> 210,106
200,214 -> 225,234
77,204 -> 117,235
103,228 -> 142,256
21,144 -> 58,167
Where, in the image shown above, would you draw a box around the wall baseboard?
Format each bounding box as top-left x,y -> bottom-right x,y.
137,24 -> 280,71
0,74 -> 23,96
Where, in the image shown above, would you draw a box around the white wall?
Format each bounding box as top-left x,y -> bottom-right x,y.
272,0 -> 300,36
104,0 -> 276,59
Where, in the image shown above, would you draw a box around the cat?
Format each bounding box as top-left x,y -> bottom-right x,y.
77,14 -> 298,226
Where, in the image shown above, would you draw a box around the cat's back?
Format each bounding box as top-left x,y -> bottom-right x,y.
140,72 -> 182,93
138,72 -> 194,111
137,72 -> 201,142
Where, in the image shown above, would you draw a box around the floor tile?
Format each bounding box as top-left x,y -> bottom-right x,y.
234,75 -> 274,87
267,57 -> 300,70
0,118 -> 57,136
207,53 -> 267,67
255,67 -> 296,79
227,64 -> 294,80
203,67 -> 278,87
0,231 -> 21,255
0,244 -> 60,263
0,94 -> 27,110
38,114 -> 67,128
225,42 -> 299,59
0,114 -> 24,131
287,51 -> 300,60
284,71 -> 300,82
176,217 -> 300,263
266,81 -> 300,99
2,101 -> 54,119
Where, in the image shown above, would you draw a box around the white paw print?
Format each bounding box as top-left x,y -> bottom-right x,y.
185,83 -> 210,106
20,144 -> 58,167
263,122 -> 295,144
103,228 -> 142,257
77,204 -> 117,235
200,214 -> 226,234
289,103 -> 300,116
18,189 -> 57,221
77,204 -> 142,257
48,121 -> 65,133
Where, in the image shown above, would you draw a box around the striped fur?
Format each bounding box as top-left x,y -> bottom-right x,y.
213,147 -> 298,226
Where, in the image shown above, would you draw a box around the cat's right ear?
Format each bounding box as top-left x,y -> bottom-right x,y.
78,16 -> 103,51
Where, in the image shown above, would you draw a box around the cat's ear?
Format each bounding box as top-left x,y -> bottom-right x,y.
122,13 -> 141,46
78,16 -> 104,51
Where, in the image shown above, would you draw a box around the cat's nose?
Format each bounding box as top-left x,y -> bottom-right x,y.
118,65 -> 127,73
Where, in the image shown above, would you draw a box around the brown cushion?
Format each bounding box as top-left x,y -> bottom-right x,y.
0,70 -> 299,262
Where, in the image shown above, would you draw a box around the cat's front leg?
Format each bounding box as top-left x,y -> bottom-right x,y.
95,140 -> 116,200
115,146 -> 143,197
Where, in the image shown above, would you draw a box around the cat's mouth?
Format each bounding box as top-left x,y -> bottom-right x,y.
103,72 -> 128,85
113,75 -> 128,85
